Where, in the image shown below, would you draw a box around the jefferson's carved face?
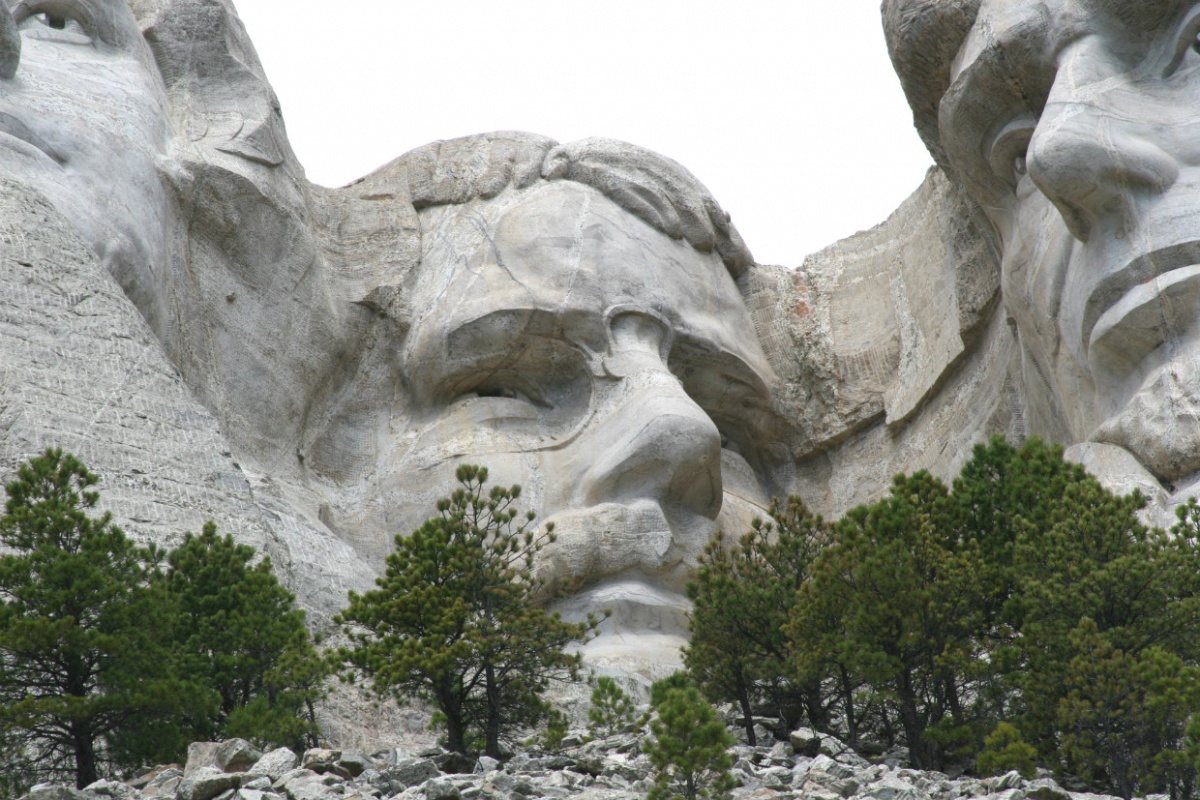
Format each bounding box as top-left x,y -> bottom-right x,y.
0,0 -> 170,308
317,181 -> 783,649
942,0 -> 1200,484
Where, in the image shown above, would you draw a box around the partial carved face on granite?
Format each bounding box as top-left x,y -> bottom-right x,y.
332,179 -> 781,649
0,0 -> 171,304
938,0 -> 1200,485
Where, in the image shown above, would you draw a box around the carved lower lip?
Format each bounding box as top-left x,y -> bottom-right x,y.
1088,264 -> 1200,369
1083,242 -> 1200,355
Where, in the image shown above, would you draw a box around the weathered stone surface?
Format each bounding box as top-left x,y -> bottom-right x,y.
272,769 -> 342,800
81,781 -> 138,800
248,750 -> 300,783
9,0 -> 1200,741
299,750 -> 340,776
21,726 -> 1128,800
215,741 -> 263,775
423,778 -> 461,800
176,768 -> 240,800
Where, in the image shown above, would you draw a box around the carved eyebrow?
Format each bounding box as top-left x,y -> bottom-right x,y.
1083,0 -> 1183,34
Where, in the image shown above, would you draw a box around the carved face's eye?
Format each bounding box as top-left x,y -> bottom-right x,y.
15,4 -> 91,44
987,119 -> 1036,188
31,12 -> 66,28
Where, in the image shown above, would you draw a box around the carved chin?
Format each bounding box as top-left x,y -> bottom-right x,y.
1093,360 -> 1200,485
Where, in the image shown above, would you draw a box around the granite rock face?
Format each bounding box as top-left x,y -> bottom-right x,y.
7,0 -> 1200,718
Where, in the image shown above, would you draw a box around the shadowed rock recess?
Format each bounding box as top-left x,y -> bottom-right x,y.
5,0 -> 1200,757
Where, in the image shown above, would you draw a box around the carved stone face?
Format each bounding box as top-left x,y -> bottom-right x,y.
941,0 -> 1200,485
0,0 -> 170,314
326,180 -> 781,655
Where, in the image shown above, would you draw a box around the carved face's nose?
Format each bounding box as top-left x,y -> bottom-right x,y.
575,311 -> 723,520
1027,46 -> 1180,243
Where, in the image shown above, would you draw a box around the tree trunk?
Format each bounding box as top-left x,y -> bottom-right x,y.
735,668 -> 756,746
73,722 -> 98,789
839,664 -> 859,746
484,661 -> 501,759
896,669 -> 929,769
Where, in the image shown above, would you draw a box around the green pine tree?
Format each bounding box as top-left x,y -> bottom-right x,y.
588,676 -> 637,738
645,679 -> 736,800
684,496 -> 830,743
165,522 -> 327,749
0,450 -> 197,789
337,464 -> 596,757
787,470 -> 985,770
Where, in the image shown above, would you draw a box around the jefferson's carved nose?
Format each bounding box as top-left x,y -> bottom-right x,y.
576,312 -> 723,519
1028,64 -> 1179,243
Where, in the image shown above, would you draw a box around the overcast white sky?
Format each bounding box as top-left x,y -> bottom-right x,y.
230,1 -> 934,268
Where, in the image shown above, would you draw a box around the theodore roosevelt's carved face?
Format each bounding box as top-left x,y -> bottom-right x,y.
941,0 -> 1200,485
313,180 -> 785,650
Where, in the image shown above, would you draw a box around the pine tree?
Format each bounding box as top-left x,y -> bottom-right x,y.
787,471 -> 986,770
588,676 -> 637,738
165,522 -> 326,749
685,496 -> 829,743
337,464 -> 595,757
0,450 -> 194,788
645,679 -> 736,800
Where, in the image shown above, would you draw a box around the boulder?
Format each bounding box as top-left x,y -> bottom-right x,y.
176,768 -> 240,800
334,752 -> 371,778
248,749 -> 299,782
272,769 -> 342,800
423,778 -> 461,800
21,787 -> 86,800
81,781 -> 137,800
216,741 -> 263,775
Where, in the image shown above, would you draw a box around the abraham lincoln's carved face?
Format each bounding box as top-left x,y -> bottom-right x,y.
942,0 -> 1200,485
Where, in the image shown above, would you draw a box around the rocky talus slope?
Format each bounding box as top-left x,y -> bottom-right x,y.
21,729 -> 1136,800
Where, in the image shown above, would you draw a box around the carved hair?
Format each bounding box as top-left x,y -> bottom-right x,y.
881,0 -> 982,170
396,131 -> 754,278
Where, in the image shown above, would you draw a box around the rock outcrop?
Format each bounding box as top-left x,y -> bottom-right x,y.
20,731 -> 1120,800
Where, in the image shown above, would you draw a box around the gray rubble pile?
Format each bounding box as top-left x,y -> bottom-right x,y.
19,730 -> 1129,800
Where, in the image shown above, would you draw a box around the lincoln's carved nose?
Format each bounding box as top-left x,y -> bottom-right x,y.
1027,60 -> 1180,243
576,311 -> 723,519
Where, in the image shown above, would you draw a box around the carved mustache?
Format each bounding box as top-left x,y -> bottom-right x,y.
1,4 -> 18,79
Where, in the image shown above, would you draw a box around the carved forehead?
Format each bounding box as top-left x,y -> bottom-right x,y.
1078,0 -> 1181,32
885,0 -> 1191,168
